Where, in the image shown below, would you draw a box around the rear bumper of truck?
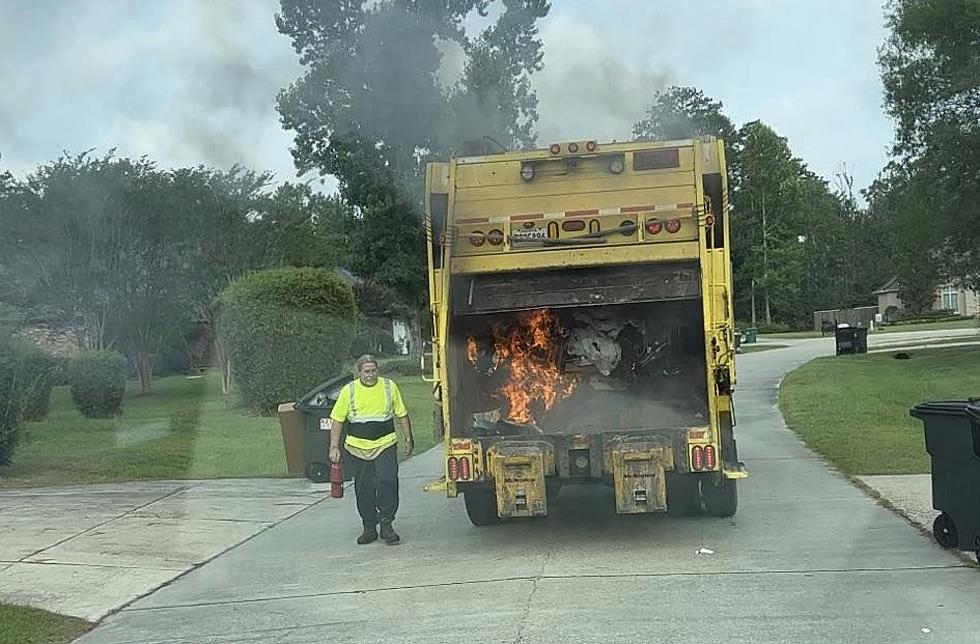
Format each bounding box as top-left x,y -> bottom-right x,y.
432,429 -> 747,518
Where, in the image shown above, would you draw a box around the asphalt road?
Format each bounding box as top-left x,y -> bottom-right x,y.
79,335 -> 980,644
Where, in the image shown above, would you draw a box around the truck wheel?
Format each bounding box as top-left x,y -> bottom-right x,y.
933,512 -> 958,548
666,473 -> 701,516
702,477 -> 737,517
305,462 -> 330,483
463,488 -> 501,526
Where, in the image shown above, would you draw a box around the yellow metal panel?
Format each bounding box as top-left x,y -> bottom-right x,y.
453,186 -> 698,219
452,240 -> 701,274
488,445 -> 548,518
610,446 -> 669,514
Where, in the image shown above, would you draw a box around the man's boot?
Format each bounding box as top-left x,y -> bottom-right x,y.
379,519 -> 400,545
357,524 -> 378,545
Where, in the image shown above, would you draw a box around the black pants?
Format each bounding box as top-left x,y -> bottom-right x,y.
351,445 -> 399,527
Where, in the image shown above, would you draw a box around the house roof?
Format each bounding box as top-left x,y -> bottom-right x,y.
873,276 -> 901,295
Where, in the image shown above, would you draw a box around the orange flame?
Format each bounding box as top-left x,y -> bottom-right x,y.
466,336 -> 478,364
468,309 -> 577,425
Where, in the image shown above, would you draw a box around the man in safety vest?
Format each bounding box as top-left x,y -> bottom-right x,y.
329,354 -> 414,545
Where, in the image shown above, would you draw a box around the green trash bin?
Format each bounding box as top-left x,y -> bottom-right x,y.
910,399 -> 980,561
742,327 -> 758,344
295,374 -> 354,483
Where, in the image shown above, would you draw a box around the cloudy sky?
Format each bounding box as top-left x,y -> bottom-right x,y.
0,0 -> 892,193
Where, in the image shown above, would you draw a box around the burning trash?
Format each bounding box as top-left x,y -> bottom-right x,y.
466,308 -> 577,425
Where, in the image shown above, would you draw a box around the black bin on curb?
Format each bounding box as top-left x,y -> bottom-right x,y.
835,327 -> 868,355
910,399 -> 980,561
295,374 -> 355,483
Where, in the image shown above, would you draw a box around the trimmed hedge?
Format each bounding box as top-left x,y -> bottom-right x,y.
13,340 -> 57,421
69,350 -> 127,418
218,267 -> 358,414
0,337 -> 18,465
377,356 -> 420,376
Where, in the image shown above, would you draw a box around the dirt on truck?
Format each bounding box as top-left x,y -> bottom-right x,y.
423,137 -> 745,526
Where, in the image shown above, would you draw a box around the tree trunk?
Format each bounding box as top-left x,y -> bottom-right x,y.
136,351 -> 153,394
408,310 -> 423,359
764,293 -> 772,326
751,279 -> 757,326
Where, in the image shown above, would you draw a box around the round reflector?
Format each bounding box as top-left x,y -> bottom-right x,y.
705,214 -> 716,226
609,158 -> 624,174
549,143 -> 561,155
486,229 -> 504,245
568,142 -> 579,153
520,164 -> 535,181
645,219 -> 662,235
665,218 -> 682,233
469,231 -> 486,247
586,140 -> 597,152
619,220 -> 636,235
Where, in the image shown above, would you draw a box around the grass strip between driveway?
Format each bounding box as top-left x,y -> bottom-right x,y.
0,603 -> 92,644
779,345 -> 980,475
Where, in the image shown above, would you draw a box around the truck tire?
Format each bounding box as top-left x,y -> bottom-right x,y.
702,477 -> 737,517
463,488 -> 501,526
666,473 -> 701,516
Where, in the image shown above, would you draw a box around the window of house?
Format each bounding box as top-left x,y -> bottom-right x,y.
941,286 -> 959,312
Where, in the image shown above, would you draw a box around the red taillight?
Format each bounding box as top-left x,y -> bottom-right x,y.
469,231 -> 485,247
486,229 -> 504,245
586,140 -> 597,152
691,446 -> 705,472
704,445 -> 716,470
645,219 -> 662,235
459,457 -> 471,480
448,457 -> 459,481
549,143 -> 561,154
665,219 -> 682,234
568,142 -> 579,153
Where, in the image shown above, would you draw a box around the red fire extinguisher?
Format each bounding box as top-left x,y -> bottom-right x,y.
330,462 -> 344,498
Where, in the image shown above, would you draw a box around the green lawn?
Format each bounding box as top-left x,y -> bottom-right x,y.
761,330 -> 823,339
779,345 -> 980,475
877,317 -> 980,333
0,603 -> 91,644
1,372 -> 436,488
739,344 -> 788,354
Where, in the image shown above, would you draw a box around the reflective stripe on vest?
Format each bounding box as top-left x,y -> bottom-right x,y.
347,378 -> 393,423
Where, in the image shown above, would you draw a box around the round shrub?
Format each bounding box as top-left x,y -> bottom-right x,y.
218,267 -> 358,414
69,350 -> 127,418
13,340 -> 57,421
0,337 -> 19,465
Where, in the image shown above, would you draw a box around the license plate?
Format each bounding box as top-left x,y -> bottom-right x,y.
512,228 -> 548,242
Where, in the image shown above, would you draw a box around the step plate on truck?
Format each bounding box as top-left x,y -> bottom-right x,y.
489,444 -> 548,518
610,443 -> 669,514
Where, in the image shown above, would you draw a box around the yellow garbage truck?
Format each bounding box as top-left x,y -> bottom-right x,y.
423,137 -> 745,525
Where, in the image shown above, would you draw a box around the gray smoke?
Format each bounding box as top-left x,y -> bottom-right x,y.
533,12 -> 674,145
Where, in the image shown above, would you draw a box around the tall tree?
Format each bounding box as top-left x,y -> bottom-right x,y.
275,0 -> 550,313
879,0 -> 980,288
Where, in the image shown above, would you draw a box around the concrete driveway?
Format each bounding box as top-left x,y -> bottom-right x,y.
0,479 -> 331,621
73,331 -> 980,644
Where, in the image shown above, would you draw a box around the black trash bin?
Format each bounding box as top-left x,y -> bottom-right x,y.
295,374 -> 355,483
910,399 -> 980,560
835,326 -> 868,355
